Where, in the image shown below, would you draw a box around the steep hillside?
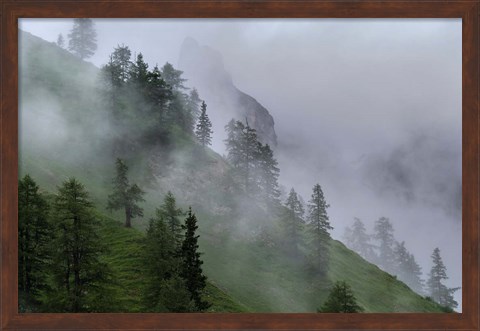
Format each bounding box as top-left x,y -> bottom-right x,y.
19,30 -> 445,313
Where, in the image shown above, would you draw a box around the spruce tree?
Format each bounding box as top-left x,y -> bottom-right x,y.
427,248 -> 459,309
157,191 -> 184,243
195,101 -> 213,148
48,178 -> 112,312
180,208 -> 211,311
373,217 -> 396,274
306,183 -> 332,275
68,18 -> 97,59
319,281 -> 363,313
18,175 -> 51,311
107,158 -> 145,227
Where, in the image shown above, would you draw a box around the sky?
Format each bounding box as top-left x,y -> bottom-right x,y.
19,18 -> 462,310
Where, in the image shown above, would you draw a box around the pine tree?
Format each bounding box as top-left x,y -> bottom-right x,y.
319,281 -> 363,313
68,18 -> 97,60
281,188 -> 305,256
157,191 -> 184,243
427,248 -> 459,309
18,175 -> 51,311
195,101 -> 213,148
306,183 -> 332,275
180,208 -> 211,311
56,33 -> 65,48
48,178 -> 112,312
107,158 -> 145,227
373,217 -> 396,274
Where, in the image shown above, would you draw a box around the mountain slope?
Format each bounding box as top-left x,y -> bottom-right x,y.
19,30 -> 445,313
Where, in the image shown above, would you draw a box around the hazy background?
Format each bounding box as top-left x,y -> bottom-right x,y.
20,18 -> 462,310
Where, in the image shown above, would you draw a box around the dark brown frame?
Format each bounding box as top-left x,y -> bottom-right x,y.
1,1 -> 478,330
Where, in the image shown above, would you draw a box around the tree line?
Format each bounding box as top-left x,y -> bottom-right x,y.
18,160 -> 210,312
343,217 -> 459,310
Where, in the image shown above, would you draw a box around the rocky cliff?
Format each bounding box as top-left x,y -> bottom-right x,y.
178,37 -> 277,147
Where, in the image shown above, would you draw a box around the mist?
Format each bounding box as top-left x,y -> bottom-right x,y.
20,18 -> 462,311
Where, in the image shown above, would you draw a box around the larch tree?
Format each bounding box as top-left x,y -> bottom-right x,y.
344,218 -> 376,263
56,33 -> 65,48
161,62 -> 187,91
180,208 -> 211,311
427,247 -> 459,310
48,178 -> 112,312
107,158 -> 145,228
157,191 -> 184,244
68,18 -> 97,60
319,281 -> 363,313
18,175 -> 51,311
306,183 -> 332,276
373,217 -> 396,274
282,188 -> 305,256
142,211 -> 193,312
393,241 -> 425,294
195,101 -> 213,148
257,143 -> 280,205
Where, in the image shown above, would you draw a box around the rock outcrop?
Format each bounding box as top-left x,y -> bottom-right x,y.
178,37 -> 277,147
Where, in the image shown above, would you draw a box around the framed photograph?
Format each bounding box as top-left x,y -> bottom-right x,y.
1,1 -> 479,330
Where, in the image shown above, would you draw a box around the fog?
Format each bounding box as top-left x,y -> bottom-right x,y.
20,18 -> 462,310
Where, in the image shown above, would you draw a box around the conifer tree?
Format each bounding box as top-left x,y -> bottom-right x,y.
427,248 -> 459,309
224,119 -> 244,168
319,281 -> 363,313
281,188 -> 305,256
195,101 -> 213,148
373,217 -> 396,274
107,158 -> 145,227
18,175 -> 51,310
306,183 -> 332,275
142,212 -> 193,312
129,53 -> 149,89
187,88 -> 202,122
404,252 -> 425,295
180,208 -> 211,311
257,143 -> 280,204
344,218 -> 376,262
157,191 -> 184,243
161,62 -> 187,91
48,178 -> 112,312
68,18 -> 97,59
56,33 -> 65,48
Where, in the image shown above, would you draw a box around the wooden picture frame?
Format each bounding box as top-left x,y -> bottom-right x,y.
1,1 -> 478,330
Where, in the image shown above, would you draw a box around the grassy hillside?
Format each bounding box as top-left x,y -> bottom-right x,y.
19,30 -> 445,313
